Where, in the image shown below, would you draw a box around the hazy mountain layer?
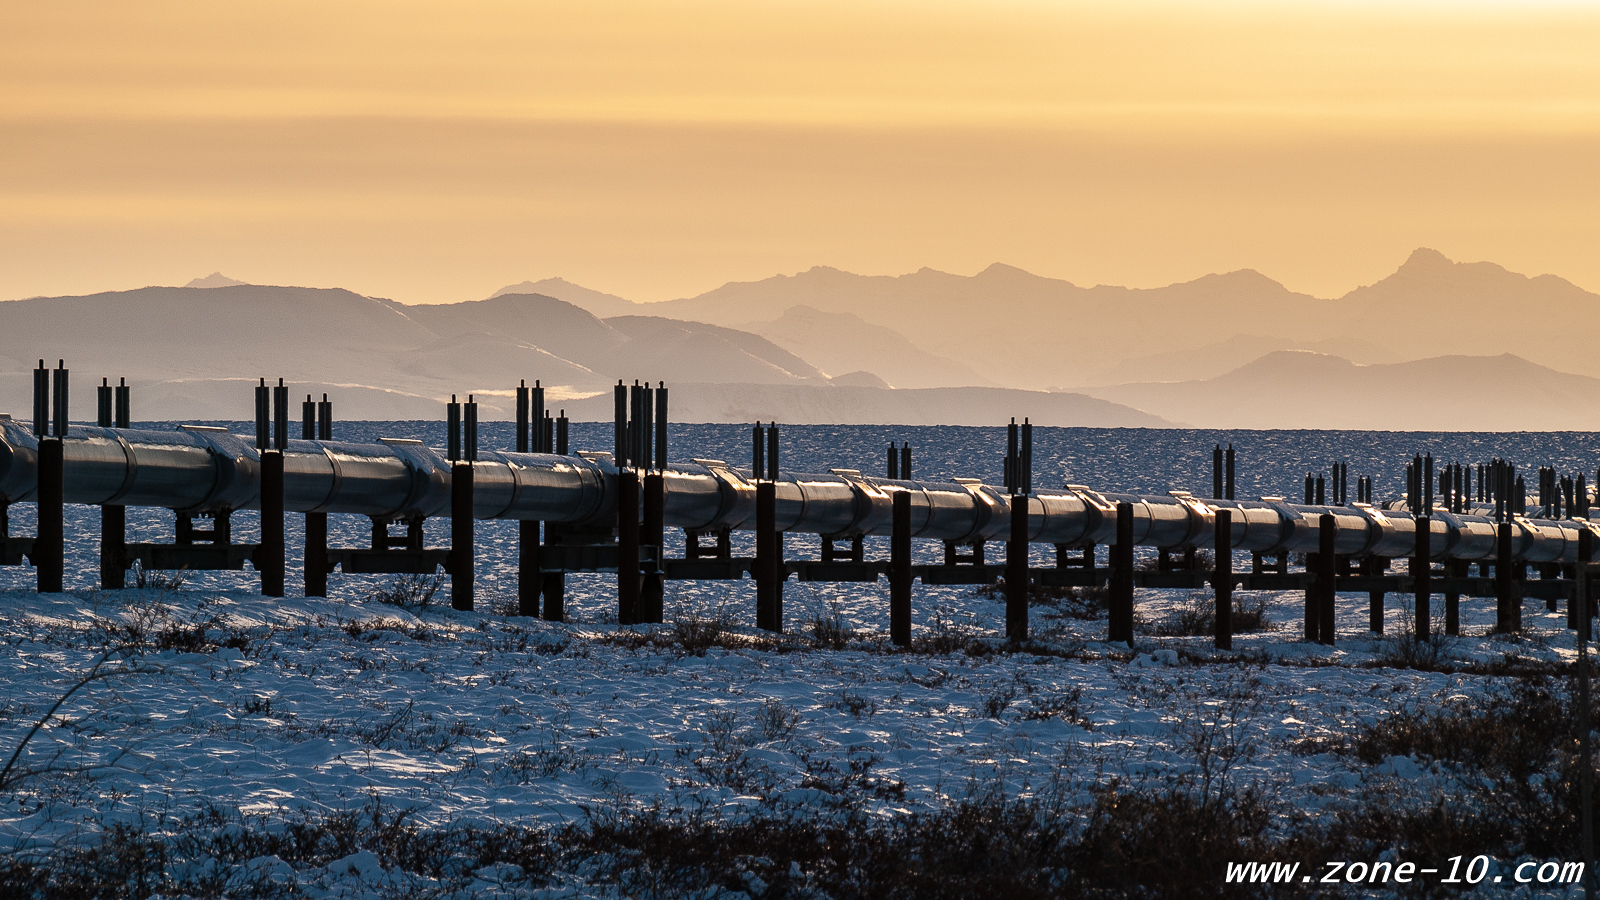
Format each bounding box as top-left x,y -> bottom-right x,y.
5,249 -> 1595,428
559,383 -> 1170,427
1084,351 -> 1600,431
741,305 -> 991,389
538,249 -> 1597,388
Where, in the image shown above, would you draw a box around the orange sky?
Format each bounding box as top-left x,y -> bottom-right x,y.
3,1 -> 1598,303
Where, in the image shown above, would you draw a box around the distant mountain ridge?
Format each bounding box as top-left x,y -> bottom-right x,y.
558,382 -> 1169,428
740,305 -> 991,388
185,272 -> 246,288
637,263 -> 1329,388
514,249 -> 1598,388
0,283 -> 1166,425
1082,350 -> 1600,431
491,278 -> 639,319
1,250 -> 1591,428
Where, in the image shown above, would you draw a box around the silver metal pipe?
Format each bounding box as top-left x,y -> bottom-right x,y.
2,420 -> 1597,562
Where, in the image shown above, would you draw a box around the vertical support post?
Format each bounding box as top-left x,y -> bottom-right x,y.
655,383 -> 668,471
756,481 -> 779,631
115,378 -> 130,429
556,411 -> 568,455
260,450 -> 285,597
302,394 -> 316,440
887,443 -> 898,479
451,462 -> 474,611
1413,515 -> 1430,641
1304,549 -> 1319,642
1214,508 -> 1232,650
273,378 -> 288,451
752,423 -> 765,478
617,470 -> 639,625
1424,453 -> 1433,511
304,392 -> 330,598
464,395 -> 478,462
1212,444 -> 1223,499
1497,520 -> 1518,632
901,443 -> 911,480
767,423 -> 779,481
1574,528 -> 1594,632
1005,418 -> 1017,493
1225,444 -> 1235,500
890,490 -> 911,647
516,380 -> 530,453
640,383 -> 654,470
101,503 -> 125,590
52,360 -> 69,438
36,438 -> 64,592
33,360 -> 48,437
99,376 -> 124,589
614,381 -> 627,465
629,381 -> 643,468
255,380 -> 269,447
1445,560 -> 1463,636
643,472 -> 665,623
518,519 -> 542,616
628,382 -> 640,468
305,510 -> 328,597
532,381 -> 546,454
1366,555 -> 1385,633
1110,502 -> 1134,646
1020,418 -> 1032,495
446,395 -> 461,462
542,525 -> 566,623
1006,493 -> 1029,642
1319,513 -> 1337,645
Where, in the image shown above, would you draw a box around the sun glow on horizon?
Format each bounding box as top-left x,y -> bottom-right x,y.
2,0 -> 1597,303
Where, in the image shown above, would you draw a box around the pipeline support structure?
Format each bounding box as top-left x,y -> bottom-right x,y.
0,416 -> 1596,644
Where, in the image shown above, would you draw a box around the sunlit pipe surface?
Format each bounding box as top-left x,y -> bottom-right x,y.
1,421 -> 1596,562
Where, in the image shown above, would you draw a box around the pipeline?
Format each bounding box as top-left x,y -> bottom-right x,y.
2,418 -> 1598,563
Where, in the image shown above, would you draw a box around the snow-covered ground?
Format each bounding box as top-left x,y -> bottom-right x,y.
0,561 -> 1590,898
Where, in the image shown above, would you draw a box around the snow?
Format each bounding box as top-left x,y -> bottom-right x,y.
2,422 -> 1597,896
0,565 -> 1589,896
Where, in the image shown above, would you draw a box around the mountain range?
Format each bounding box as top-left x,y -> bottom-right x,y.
1,248 -> 1594,429
529,248 -> 1600,388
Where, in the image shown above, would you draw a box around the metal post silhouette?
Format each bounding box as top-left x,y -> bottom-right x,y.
891,491 -> 911,646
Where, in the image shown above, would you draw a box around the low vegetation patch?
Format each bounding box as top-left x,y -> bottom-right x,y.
367,574 -> 443,612
0,786 -> 1311,900
1147,593 -> 1271,637
976,579 -> 1110,619
1317,674 -> 1600,864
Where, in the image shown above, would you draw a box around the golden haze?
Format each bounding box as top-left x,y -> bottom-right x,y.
2,0 -> 1598,302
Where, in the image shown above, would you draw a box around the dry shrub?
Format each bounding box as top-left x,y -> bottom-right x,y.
977,579 -> 1110,619
1066,783 -> 1275,898
810,614 -> 854,650
1149,594 -> 1271,637
368,574 -> 443,612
